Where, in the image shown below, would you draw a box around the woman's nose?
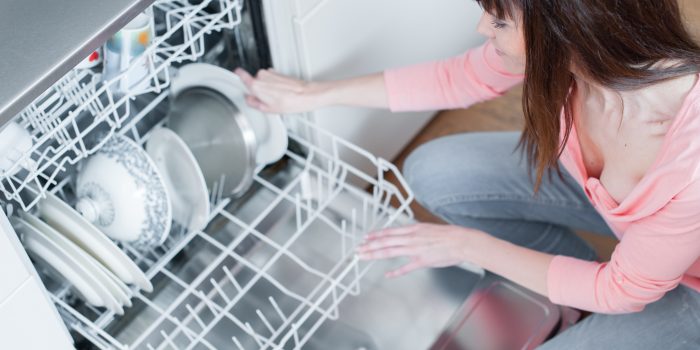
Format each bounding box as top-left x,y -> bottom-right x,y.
476,13 -> 495,38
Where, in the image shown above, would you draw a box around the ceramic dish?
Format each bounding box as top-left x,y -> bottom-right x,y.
75,133 -> 172,248
38,191 -> 153,292
146,127 -> 210,232
16,217 -> 123,314
170,63 -> 288,165
22,212 -> 132,308
168,87 -> 257,198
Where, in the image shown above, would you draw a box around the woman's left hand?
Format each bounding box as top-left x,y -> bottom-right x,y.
356,223 -> 485,278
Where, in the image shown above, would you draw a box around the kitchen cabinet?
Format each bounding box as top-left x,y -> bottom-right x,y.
264,0 -> 485,175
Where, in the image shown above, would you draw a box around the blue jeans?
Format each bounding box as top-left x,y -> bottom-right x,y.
403,131 -> 700,349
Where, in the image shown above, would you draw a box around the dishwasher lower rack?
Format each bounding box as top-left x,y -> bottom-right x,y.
40,115 -> 415,350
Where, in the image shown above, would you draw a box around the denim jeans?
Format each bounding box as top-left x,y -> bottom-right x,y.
403,131 -> 700,349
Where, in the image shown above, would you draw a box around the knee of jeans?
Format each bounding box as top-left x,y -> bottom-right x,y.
402,135 -> 495,212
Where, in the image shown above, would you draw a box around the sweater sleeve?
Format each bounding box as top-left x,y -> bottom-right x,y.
383,40 -> 524,112
546,181 -> 700,314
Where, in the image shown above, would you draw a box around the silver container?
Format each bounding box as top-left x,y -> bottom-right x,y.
167,87 -> 257,198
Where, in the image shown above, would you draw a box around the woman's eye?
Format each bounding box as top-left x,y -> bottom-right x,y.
491,20 -> 507,29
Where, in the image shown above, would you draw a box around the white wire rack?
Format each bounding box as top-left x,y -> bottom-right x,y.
43,108 -> 414,349
3,0 -> 417,348
0,0 -> 243,211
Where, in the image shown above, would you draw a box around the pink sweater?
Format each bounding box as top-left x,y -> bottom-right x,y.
385,40 -> 700,314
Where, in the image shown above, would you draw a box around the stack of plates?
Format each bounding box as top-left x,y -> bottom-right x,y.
16,192 -> 152,314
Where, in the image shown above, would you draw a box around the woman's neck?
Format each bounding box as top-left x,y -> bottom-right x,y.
572,73 -> 623,112
571,70 -> 698,120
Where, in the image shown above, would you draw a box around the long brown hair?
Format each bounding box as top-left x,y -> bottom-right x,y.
476,0 -> 700,191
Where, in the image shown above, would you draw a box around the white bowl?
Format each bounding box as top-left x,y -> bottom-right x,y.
75,134 -> 172,248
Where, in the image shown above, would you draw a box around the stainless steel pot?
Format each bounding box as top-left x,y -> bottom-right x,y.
167,86 -> 257,198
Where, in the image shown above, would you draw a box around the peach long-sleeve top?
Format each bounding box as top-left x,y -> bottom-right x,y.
384,40 -> 700,314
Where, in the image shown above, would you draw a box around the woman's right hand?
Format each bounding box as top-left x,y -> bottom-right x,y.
234,68 -> 390,114
234,68 -> 326,114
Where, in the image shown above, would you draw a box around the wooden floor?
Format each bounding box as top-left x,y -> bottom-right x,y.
386,2 -> 700,261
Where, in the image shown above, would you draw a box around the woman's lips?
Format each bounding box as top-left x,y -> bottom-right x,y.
495,48 -> 505,56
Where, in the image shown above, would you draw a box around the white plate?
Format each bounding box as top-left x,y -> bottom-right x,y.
146,127 -> 210,232
38,191 -> 153,292
171,63 -> 288,165
21,212 -> 133,308
16,217 -> 123,314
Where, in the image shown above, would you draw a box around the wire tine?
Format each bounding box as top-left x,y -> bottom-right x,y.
327,159 -> 334,195
330,285 -> 339,320
352,255 -> 361,295
292,322 -> 300,347
341,219 -> 347,257
210,179 -> 219,206
245,322 -> 264,348
160,330 -> 181,350
222,265 -> 243,293
371,186 -> 380,229
217,173 -> 226,205
197,290 -> 222,317
268,296 -> 287,322
210,278 -> 231,303
351,209 -> 357,237
295,193 -> 302,231
232,336 -> 245,350
362,195 -> 369,233
185,304 -> 207,330
256,309 -> 275,334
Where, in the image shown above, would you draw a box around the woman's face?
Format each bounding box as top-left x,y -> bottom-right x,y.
476,11 -> 526,74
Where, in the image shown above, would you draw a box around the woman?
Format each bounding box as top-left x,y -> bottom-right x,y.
235,0 -> 700,347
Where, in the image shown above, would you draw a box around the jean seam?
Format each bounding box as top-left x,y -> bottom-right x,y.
427,193 -> 587,212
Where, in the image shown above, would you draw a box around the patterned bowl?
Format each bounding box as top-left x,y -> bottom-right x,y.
75,134 -> 172,248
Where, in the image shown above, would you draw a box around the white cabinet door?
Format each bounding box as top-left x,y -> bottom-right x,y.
264,0 -> 485,175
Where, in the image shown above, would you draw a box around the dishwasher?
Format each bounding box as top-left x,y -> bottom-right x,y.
0,1 -> 577,349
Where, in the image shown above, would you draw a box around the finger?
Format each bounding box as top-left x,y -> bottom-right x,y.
257,68 -> 288,82
386,261 -> 424,278
252,79 -> 303,93
357,246 -> 414,261
245,95 -> 264,108
234,68 -> 255,89
356,235 -> 416,253
364,224 -> 421,240
263,68 -> 306,85
245,95 -> 274,113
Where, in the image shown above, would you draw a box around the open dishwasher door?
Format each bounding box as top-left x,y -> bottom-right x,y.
0,208 -> 73,349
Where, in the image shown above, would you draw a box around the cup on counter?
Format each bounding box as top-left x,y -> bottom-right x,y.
102,12 -> 154,94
